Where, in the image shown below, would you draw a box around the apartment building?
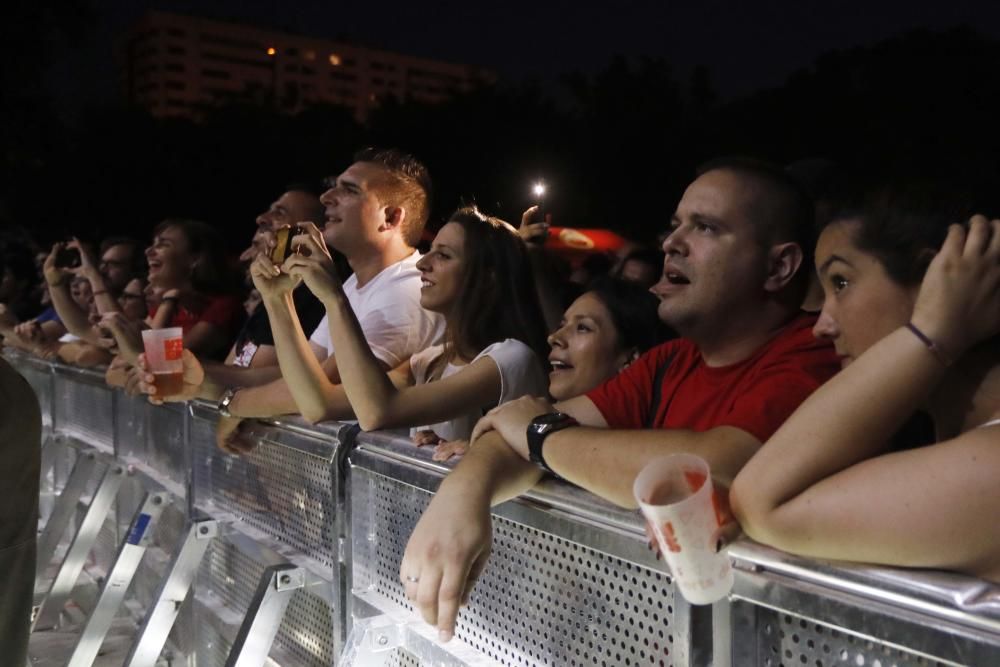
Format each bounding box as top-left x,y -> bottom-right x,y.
121,11 -> 496,120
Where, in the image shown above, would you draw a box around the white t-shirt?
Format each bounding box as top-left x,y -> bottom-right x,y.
409,338 -> 547,442
309,252 -> 445,367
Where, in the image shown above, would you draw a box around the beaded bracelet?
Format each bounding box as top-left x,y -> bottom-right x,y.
905,322 -> 951,367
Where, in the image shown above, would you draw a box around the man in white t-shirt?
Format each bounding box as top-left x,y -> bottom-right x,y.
137,148 -> 444,448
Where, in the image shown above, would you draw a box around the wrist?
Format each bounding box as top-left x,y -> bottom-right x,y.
262,291 -> 294,309
438,469 -> 491,505
321,289 -> 349,311
906,316 -> 956,365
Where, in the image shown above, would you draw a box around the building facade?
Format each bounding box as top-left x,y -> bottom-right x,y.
121,11 -> 495,120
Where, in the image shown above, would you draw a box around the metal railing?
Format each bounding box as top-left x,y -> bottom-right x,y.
9,350 -> 1000,667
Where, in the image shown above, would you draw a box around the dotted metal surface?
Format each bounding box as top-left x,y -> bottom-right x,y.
386,649 -> 423,666
351,469 -> 678,667
741,605 -> 952,667
92,513 -> 120,575
146,402 -> 188,489
196,538 -> 336,667
191,415 -> 338,570
54,372 -> 116,450
115,393 -> 150,462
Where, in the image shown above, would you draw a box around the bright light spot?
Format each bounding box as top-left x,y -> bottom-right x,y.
329,53 -> 342,66
266,47 -> 276,56
533,182 -> 546,198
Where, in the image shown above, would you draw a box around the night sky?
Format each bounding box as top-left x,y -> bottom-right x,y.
49,0 -> 1000,113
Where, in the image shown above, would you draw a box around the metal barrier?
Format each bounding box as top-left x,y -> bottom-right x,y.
7,350 -> 1000,667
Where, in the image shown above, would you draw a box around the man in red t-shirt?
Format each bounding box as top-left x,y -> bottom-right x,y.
401,158 -> 841,641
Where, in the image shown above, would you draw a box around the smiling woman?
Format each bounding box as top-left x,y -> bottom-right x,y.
547,278 -> 666,401
143,219 -> 244,359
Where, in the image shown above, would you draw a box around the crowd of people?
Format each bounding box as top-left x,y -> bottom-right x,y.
1,147 -> 998,649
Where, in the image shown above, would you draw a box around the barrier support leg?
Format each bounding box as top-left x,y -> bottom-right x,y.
65,491 -> 169,667
123,519 -> 219,667
34,448 -> 99,589
33,461 -> 126,631
223,564 -> 304,667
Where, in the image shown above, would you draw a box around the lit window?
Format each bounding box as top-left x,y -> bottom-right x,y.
305,50 -> 316,61
329,53 -> 342,66
266,47 -> 277,56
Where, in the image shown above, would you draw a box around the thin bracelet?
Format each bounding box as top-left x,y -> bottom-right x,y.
905,322 -> 951,366
91,289 -> 108,296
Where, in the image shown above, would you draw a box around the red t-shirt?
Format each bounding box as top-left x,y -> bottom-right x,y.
152,294 -> 244,338
586,314 -> 840,443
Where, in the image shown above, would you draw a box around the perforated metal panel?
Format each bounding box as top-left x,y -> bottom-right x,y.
147,401 -> 188,489
195,537 -> 338,667
737,604 -> 952,667
190,414 -> 340,571
351,468 -> 679,667
115,392 -> 150,462
54,370 -> 116,450
91,512 -> 120,575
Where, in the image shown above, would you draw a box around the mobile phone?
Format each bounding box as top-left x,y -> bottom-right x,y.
271,225 -> 303,264
531,182 -> 549,226
55,247 -> 81,269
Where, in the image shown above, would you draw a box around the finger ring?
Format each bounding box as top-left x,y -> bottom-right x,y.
405,575 -> 420,583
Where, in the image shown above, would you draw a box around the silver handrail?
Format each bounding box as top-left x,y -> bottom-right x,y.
8,350 -> 1000,667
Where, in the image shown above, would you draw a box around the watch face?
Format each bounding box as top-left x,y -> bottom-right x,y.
534,412 -> 570,426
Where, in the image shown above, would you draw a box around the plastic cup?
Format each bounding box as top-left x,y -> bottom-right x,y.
141,327 -> 184,396
633,453 -> 734,605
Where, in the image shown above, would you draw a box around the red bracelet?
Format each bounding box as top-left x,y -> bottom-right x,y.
905,322 -> 951,366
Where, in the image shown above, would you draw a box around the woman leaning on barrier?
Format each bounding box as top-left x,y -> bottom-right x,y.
431,277 -> 668,461
233,207 -> 551,446
730,191 -> 1000,582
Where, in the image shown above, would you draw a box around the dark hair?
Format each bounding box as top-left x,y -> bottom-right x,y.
0,248 -> 37,286
152,219 -> 239,294
99,236 -> 147,279
441,207 -> 549,366
616,248 -> 665,286
828,183 -> 969,287
697,156 -> 816,278
586,277 -> 671,356
353,147 -> 432,247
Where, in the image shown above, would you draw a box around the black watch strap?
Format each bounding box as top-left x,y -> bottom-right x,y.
527,412 -> 578,476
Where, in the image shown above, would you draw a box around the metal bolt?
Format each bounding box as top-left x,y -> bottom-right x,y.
280,574 -> 292,585
199,525 -> 210,535
377,635 -> 388,646
152,495 -> 163,505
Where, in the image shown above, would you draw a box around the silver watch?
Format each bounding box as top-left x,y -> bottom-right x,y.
217,387 -> 241,418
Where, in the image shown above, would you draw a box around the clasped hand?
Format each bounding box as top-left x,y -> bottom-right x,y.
470,395 -> 556,460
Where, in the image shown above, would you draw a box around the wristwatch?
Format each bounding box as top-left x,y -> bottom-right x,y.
527,412 -> 579,476
217,387 -> 241,418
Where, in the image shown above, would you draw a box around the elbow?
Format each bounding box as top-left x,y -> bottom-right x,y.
729,478 -> 790,548
300,404 -> 330,426
357,410 -> 389,432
